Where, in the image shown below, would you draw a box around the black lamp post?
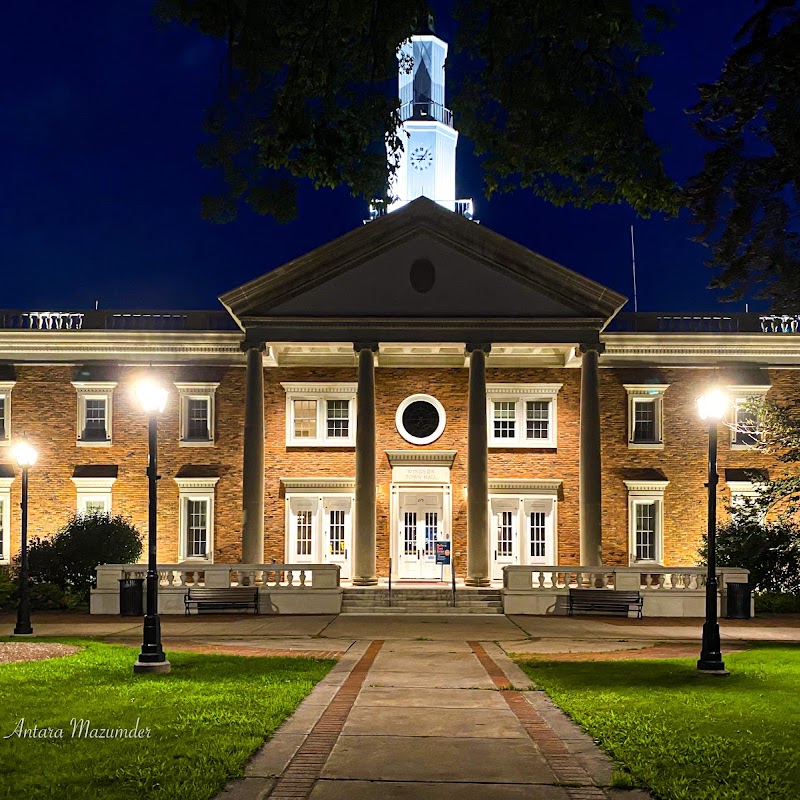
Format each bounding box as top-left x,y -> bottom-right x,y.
696,389 -> 729,675
12,440 -> 37,636
133,380 -> 170,674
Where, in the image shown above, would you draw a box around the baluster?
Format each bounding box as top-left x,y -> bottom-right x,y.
286,569 -> 294,587
299,569 -> 307,587
657,573 -> 665,590
536,571 -> 545,590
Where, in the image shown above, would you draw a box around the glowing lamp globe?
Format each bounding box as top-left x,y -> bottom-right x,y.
697,389 -> 728,421
136,381 -> 168,414
12,440 -> 37,467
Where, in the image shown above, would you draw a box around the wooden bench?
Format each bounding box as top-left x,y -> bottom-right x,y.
568,588 -> 643,618
184,587 -> 259,615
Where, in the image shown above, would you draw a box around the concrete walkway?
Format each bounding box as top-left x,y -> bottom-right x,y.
220,638 -> 642,800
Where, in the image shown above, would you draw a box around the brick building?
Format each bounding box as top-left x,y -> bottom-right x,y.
2,26 -> 796,588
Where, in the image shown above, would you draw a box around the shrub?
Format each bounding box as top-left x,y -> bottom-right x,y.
29,582 -> 66,610
16,514 -> 143,601
755,592 -> 800,614
699,511 -> 800,594
0,566 -> 15,610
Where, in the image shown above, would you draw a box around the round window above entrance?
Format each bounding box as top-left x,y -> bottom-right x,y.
396,394 -> 446,446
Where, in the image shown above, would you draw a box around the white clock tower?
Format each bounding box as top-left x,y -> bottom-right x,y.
384,18 -> 473,218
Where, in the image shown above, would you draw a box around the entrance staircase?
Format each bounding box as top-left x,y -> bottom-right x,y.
340,587 -> 504,614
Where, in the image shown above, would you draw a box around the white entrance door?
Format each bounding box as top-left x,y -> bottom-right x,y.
323,497 -> 352,579
288,497 -> 316,565
398,493 -> 442,580
523,499 -> 553,566
491,499 -> 519,580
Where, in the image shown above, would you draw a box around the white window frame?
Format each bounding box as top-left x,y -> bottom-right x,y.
728,385 -> 770,450
174,382 -> 219,447
71,476 -> 116,515
624,479 -> 668,565
0,381 -> 15,447
282,383 -> 357,447
176,477 -> 219,562
486,384 -> 562,449
0,477 -> 11,563
624,384 -> 669,449
395,393 -> 447,445
72,382 -> 116,447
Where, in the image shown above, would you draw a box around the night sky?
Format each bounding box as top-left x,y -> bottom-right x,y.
2,1 -> 762,314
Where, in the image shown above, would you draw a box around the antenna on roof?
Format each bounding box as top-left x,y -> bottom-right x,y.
630,224 -> 639,313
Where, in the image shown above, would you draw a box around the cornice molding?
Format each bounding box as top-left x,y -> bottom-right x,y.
280,477 -> 355,491
624,479 -> 669,494
489,478 -> 562,495
385,450 -> 457,467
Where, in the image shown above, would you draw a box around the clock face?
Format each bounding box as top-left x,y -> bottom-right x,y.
411,146 -> 433,171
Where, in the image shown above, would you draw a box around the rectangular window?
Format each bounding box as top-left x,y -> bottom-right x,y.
84,499 -> 107,516
186,398 -> 210,440
295,510 -> 313,556
635,502 -> 657,561
186,499 -> 208,558
632,399 -> 656,443
326,400 -> 350,439
493,402 -> 516,439
530,511 -> 546,559
293,400 -> 318,439
0,397 -> 5,440
526,401 -> 550,441
734,404 -> 758,446
424,511 -> 438,557
83,398 -> 107,441
404,512 -> 417,555
0,382 -> 14,445
497,511 -> 514,558
328,509 -> 346,556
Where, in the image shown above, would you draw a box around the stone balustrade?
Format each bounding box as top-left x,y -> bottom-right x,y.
503,565 -> 751,617
91,563 -> 342,615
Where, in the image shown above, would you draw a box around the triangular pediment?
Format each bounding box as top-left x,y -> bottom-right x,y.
220,198 -> 626,338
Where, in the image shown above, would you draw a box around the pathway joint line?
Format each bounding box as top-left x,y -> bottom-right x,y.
468,641 -> 608,796
265,640 -> 383,800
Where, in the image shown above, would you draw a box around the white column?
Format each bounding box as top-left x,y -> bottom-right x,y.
353,342 -> 378,585
579,343 -> 603,566
466,343 -> 491,586
241,345 -> 265,563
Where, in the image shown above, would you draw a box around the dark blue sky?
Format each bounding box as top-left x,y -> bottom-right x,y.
1,1 -> 760,313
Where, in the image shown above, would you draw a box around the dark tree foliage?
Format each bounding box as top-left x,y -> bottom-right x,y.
455,1 -> 677,216
156,1 -> 677,222
15,513 -> 143,601
687,1 -> 800,310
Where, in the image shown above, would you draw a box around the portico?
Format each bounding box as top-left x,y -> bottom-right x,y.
220,198 -> 626,581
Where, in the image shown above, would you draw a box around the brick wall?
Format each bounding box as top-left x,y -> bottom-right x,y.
4,361 -> 799,573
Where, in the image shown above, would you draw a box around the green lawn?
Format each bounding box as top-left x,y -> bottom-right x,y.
517,646 -> 800,800
0,639 -> 334,800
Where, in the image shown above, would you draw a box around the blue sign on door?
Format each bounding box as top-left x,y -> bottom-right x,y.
435,541 -> 451,565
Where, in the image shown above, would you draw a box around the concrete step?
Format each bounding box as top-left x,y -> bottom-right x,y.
339,606 -> 505,615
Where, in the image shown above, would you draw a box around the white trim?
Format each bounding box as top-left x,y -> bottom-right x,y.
728,384 -> 770,450
395,394 -> 447,446
0,477 -> 12,563
72,381 -> 117,447
71,476 -> 116,515
282,383 -> 357,447
624,479 -> 668,565
0,381 -> 15,447
174,382 -> 219,447
486,384 -> 562,449
488,479 -> 562,495
175,476 -> 219,562
280,477 -> 355,492
624,384 -> 668,449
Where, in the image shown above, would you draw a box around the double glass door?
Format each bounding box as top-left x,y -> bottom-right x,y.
490,498 -> 553,580
287,496 -> 352,579
398,493 -> 443,580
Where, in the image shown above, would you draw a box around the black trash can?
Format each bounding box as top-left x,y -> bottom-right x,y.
726,582 -> 751,620
119,578 -> 144,617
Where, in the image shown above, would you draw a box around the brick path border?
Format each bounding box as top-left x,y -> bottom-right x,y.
266,640 -> 384,800
468,641 -> 607,800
